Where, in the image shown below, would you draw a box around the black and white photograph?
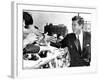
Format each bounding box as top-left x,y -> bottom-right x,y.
23,9 -> 91,69
11,2 -> 97,78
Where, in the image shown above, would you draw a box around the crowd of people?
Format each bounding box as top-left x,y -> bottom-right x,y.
23,11 -> 91,69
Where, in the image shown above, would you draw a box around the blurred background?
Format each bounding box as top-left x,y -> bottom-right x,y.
25,10 -> 91,33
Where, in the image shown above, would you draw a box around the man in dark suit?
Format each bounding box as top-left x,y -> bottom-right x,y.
60,16 -> 91,67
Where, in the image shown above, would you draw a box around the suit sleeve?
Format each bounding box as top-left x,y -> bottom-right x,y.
60,35 -> 69,48
50,35 -> 70,48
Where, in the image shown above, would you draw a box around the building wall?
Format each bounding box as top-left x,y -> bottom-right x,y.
25,10 -> 92,33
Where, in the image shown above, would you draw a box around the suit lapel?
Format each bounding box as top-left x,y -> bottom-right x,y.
83,32 -> 91,49
72,33 -> 79,51
74,40 -> 78,51
83,32 -> 88,48
73,33 -> 82,55
68,33 -> 79,52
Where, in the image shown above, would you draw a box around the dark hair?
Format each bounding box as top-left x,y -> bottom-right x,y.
23,12 -> 33,29
72,16 -> 84,25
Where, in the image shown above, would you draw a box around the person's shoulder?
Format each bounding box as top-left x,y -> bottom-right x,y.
67,33 -> 75,36
63,33 -> 75,41
83,31 -> 91,37
84,31 -> 91,35
65,33 -> 75,38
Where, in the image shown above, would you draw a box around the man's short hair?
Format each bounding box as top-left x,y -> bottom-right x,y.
72,16 -> 84,25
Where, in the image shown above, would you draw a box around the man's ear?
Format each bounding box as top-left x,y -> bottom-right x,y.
82,26 -> 84,29
80,24 -> 83,29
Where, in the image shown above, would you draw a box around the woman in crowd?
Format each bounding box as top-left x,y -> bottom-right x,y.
23,12 -> 41,60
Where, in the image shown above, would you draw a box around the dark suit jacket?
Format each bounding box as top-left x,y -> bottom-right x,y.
60,32 -> 91,67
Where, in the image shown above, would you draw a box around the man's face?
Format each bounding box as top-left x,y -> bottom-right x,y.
72,20 -> 82,34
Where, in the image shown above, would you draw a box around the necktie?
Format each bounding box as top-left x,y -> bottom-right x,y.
76,36 -> 81,55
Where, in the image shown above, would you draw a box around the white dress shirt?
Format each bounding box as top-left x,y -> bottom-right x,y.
76,31 -> 83,50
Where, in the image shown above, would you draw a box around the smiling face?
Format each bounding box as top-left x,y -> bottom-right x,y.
72,20 -> 82,35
